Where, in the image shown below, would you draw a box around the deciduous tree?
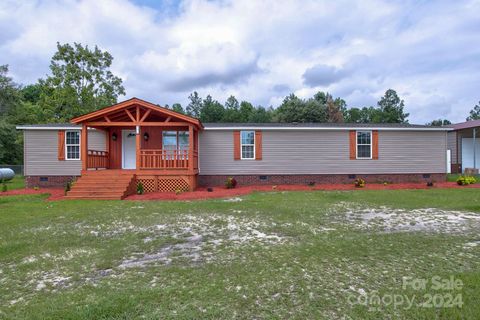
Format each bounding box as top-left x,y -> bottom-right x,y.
467,101 -> 480,121
39,42 -> 125,121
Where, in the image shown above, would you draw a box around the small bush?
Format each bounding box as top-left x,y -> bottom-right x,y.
33,186 -> 39,191
272,185 -> 277,190
207,187 -> 213,192
225,177 -> 237,189
354,178 -> 366,188
175,189 -> 182,195
2,183 -> 7,192
64,181 -> 72,195
456,175 -> 476,186
137,182 -> 144,194
307,181 -> 315,187
426,181 -> 434,187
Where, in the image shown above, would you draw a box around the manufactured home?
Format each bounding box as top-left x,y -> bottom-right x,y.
17,98 -> 451,199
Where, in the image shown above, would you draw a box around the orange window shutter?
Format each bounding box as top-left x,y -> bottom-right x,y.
349,130 -> 356,160
255,131 -> 262,160
233,131 -> 240,160
372,130 -> 379,160
58,130 -> 66,161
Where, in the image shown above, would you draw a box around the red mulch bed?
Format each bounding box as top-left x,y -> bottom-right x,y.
0,188 -> 65,201
126,182 -> 480,201
1,182 -> 478,202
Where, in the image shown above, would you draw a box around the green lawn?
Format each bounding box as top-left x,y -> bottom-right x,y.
1,175 -> 25,191
1,189 -> 479,319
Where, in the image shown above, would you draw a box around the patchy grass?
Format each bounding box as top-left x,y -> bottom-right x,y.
0,189 -> 479,319
1,175 -> 25,191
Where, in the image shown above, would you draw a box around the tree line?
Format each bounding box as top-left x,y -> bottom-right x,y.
1,42 -> 479,165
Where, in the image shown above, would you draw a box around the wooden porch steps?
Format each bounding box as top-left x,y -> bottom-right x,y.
65,171 -> 135,200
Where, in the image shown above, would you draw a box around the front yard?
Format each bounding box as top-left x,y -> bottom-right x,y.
1,189 -> 479,319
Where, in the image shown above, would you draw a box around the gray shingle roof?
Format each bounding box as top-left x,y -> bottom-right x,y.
16,122 -> 451,130
17,123 -> 80,128
203,122 -> 447,129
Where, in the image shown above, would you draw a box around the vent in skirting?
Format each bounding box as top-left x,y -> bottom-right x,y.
40,177 -> 48,182
422,174 -> 431,179
348,174 -> 356,179
259,175 -> 268,181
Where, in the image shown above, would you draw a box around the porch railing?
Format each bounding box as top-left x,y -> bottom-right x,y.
140,149 -> 191,169
87,150 -> 109,169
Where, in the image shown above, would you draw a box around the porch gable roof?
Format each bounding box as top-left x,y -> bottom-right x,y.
70,97 -> 203,129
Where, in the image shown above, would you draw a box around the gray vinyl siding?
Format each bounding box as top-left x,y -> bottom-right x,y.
447,131 -> 457,164
88,130 -> 107,151
24,129 -> 106,176
199,130 -> 447,175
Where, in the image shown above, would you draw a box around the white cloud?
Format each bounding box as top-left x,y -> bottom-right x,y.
0,0 -> 479,123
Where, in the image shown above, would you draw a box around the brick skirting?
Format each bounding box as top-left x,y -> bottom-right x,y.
198,173 -> 447,187
26,176 -> 78,188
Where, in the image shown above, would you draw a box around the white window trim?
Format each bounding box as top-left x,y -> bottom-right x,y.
356,130 -> 372,160
240,130 -> 256,160
65,130 -> 81,160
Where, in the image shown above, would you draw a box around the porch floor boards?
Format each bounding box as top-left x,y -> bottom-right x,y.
65,171 -> 135,200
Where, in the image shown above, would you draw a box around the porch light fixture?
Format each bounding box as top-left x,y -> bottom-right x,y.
143,132 -> 149,141
112,133 -> 117,141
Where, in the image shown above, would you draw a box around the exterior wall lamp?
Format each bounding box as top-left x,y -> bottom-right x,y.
143,132 -> 149,141
112,132 -> 117,141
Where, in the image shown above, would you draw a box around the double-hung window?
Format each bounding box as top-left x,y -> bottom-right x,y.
241,131 -> 255,159
162,131 -> 190,159
356,131 -> 372,159
65,131 -> 80,160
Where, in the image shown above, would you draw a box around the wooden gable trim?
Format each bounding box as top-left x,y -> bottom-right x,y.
140,109 -> 152,122
70,97 -> 203,128
125,109 -> 136,122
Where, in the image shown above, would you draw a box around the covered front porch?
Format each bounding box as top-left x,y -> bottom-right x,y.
68,98 -> 203,197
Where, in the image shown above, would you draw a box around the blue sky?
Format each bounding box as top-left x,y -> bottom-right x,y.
1,0 -> 479,123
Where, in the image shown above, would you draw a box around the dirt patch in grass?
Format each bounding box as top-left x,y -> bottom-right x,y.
116,214 -> 288,269
335,202 -> 480,233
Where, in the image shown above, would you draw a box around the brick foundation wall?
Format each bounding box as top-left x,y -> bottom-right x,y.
26,176 -> 78,188
198,173 -> 447,187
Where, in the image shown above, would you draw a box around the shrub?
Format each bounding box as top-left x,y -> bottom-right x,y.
426,181 -> 434,187
225,177 -> 237,189
137,182 -> 144,194
307,181 -> 315,187
456,175 -> 476,186
33,186 -> 39,191
175,189 -> 182,195
207,187 -> 213,192
354,178 -> 366,188
2,183 -> 7,192
64,181 -> 72,195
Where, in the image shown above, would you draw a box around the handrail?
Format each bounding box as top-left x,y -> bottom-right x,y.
140,149 -> 190,169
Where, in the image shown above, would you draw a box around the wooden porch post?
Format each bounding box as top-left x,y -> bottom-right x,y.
81,123 -> 88,171
136,125 -> 141,169
188,125 -> 194,171
105,128 -> 110,169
